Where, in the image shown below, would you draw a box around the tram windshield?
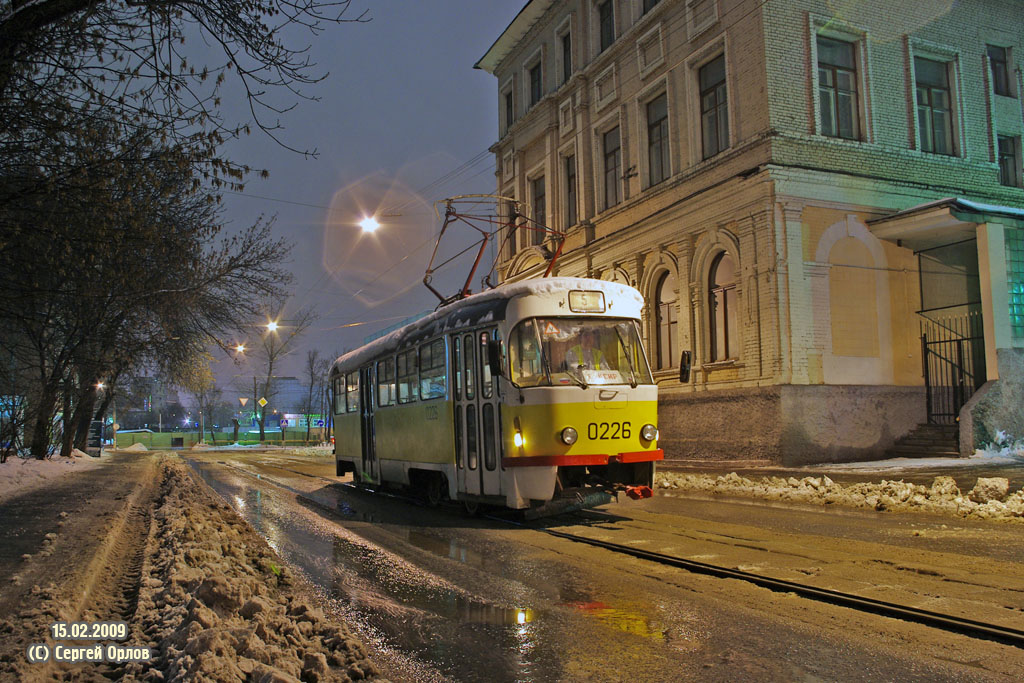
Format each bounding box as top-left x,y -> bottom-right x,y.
509,318 -> 654,387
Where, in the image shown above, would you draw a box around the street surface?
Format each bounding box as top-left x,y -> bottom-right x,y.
184,449 -> 1024,681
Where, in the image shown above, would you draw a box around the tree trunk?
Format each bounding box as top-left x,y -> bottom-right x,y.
73,384 -> 99,450
60,385 -> 74,458
29,383 -> 59,459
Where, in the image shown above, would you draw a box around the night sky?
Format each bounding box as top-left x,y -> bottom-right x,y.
211,1 -> 522,394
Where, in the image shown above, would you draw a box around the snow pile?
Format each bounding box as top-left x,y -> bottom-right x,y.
124,461 -> 383,682
0,455 -> 103,504
655,471 -> 1024,521
122,442 -> 148,452
291,446 -> 333,457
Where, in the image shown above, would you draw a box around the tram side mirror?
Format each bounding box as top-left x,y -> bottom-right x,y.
487,339 -> 505,377
679,350 -> 692,383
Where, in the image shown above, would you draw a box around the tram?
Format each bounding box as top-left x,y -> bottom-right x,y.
329,277 -> 661,515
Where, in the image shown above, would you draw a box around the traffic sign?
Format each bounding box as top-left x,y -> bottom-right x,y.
258,397 -> 267,407
239,397 -> 249,407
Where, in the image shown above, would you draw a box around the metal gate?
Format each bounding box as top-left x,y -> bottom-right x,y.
920,307 -> 985,424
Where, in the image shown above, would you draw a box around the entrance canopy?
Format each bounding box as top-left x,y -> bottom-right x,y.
870,197 -> 1024,251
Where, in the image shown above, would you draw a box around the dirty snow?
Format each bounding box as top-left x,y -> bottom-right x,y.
656,467 -> 1024,521
122,442 -> 149,452
121,461 -> 383,682
0,453 -> 104,504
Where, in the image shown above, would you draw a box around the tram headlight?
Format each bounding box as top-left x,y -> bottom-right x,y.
560,427 -> 578,445
513,431 -> 525,448
641,423 -> 658,442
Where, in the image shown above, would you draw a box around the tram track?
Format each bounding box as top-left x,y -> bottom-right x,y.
206,455 -> 1024,650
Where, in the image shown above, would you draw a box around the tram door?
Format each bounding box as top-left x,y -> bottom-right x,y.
358,365 -> 378,483
453,328 -> 501,498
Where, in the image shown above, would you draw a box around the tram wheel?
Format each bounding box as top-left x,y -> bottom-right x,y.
463,499 -> 480,517
425,474 -> 444,507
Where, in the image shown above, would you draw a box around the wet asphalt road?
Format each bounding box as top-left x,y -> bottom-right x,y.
184,452 -> 1023,682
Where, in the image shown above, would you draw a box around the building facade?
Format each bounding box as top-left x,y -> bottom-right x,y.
476,0 -> 1024,464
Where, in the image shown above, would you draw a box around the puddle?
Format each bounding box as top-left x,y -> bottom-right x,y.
187,460 -> 556,681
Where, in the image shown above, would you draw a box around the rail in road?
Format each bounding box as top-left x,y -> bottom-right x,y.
204,455 -> 1024,650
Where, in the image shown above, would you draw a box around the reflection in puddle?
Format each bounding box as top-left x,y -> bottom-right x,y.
405,529 -> 484,567
562,600 -> 665,641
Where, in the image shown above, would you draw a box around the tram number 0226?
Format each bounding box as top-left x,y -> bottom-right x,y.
587,421 -> 631,440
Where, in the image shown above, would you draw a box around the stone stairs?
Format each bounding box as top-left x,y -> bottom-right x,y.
885,423 -> 960,458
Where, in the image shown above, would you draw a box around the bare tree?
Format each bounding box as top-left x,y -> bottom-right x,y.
1,122 -> 292,457
0,0 -> 368,194
300,350 -> 331,443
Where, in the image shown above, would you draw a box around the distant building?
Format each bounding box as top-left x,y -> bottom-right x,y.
269,377 -> 307,414
477,0 -> 1024,464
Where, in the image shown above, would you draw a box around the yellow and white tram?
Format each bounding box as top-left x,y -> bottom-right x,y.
329,277 -> 661,514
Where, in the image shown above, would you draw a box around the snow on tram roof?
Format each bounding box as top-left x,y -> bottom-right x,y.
330,277 -> 643,374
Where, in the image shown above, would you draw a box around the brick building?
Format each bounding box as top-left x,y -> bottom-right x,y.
476,0 -> 1024,464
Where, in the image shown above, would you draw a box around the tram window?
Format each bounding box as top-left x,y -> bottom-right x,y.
509,319 -> 545,387
466,404 -> 478,470
419,339 -> 447,400
332,377 -> 345,415
397,350 -> 419,404
463,333 -> 475,400
377,357 -> 395,407
453,337 -> 462,401
480,331 -> 493,399
482,403 -> 496,470
454,408 -> 463,468
345,372 -> 359,413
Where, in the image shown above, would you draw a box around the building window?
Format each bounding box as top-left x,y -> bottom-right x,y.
987,45 -> 1012,97
598,1 -> 614,53
709,251 -> 737,361
915,56 -> 955,156
643,0 -> 661,13
603,126 -> 621,209
699,54 -> 728,159
647,93 -> 669,186
817,36 -> 859,140
654,271 -> 677,370
999,135 -> 1022,187
529,62 -> 543,107
505,90 -> 514,129
565,155 -> 578,227
562,31 -> 572,83
531,176 -> 546,244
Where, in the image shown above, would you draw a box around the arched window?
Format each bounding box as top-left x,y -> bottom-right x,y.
654,271 -> 678,369
709,252 -> 737,361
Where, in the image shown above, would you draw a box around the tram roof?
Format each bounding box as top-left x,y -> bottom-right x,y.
330,277 -> 644,375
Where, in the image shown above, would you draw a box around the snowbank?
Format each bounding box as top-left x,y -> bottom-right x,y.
0,454 -> 103,504
122,461 -> 382,681
122,442 -> 148,452
655,470 -> 1024,521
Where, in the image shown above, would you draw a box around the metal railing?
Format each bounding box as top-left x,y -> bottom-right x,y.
919,304 -> 985,425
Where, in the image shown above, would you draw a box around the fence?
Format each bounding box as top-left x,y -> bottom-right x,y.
115,428 -> 330,450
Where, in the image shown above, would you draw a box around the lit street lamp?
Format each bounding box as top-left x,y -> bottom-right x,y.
359,215 -> 380,233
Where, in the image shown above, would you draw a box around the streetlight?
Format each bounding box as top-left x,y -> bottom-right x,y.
266,321 -> 279,332
96,382 -> 104,390
359,215 -> 380,233
235,344 -> 246,353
